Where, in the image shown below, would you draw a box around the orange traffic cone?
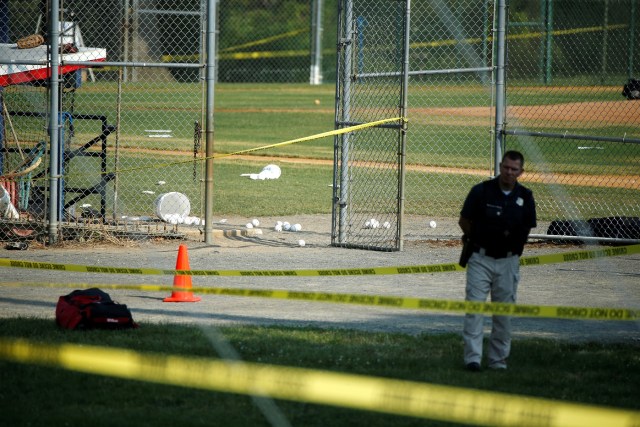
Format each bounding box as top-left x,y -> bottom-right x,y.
164,244 -> 201,302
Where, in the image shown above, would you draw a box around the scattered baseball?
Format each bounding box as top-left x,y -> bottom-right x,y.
298,239 -> 306,247
365,219 -> 380,229
274,223 -> 283,232
292,223 -> 302,232
283,222 -> 291,231
251,218 -> 260,227
246,222 -> 253,229
429,220 -> 437,228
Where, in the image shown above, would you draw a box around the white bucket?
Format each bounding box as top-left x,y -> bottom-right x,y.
154,192 -> 190,222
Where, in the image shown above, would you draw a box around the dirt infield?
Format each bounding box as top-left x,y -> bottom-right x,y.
509,101 -> 639,126
108,97 -> 640,190
1,214 -> 639,344
230,154 -> 640,190
412,100 -> 639,126
110,148 -> 638,190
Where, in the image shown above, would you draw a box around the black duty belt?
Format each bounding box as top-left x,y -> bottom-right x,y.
473,246 -> 514,259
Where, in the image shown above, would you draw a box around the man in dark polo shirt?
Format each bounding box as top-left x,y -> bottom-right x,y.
459,150 -> 537,371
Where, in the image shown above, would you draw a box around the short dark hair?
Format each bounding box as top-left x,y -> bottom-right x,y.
502,150 -> 524,167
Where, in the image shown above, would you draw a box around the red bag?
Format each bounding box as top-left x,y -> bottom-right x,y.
56,288 -> 138,330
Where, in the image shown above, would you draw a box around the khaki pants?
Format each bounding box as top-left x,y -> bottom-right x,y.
463,251 -> 520,367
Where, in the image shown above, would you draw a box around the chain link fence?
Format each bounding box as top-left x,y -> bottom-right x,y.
1,0 -> 638,247
403,0 -> 497,243
1,0 -> 208,243
331,0 -> 408,251
504,0 -> 640,243
0,0 -> 334,244
335,0 -> 639,249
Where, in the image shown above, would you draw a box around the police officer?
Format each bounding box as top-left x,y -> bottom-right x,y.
459,150 -> 537,371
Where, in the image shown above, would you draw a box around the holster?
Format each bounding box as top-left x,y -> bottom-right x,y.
459,235 -> 473,268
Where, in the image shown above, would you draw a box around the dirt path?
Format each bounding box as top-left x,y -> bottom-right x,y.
1,226 -> 639,343
114,147 -> 639,190
103,98 -> 640,190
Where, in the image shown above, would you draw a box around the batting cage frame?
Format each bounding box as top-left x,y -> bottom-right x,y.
331,0 -> 410,251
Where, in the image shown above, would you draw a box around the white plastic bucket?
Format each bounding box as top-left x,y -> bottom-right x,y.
154,192 -> 190,222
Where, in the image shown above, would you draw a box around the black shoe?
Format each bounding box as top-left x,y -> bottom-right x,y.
465,362 -> 481,372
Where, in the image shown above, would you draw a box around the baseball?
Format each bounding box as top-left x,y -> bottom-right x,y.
429,220 -> 437,228
298,239 -> 306,247
251,218 -> 260,227
314,99 -> 320,105
293,223 -> 302,232
274,224 -> 283,232
383,221 -> 391,229
246,222 -> 253,229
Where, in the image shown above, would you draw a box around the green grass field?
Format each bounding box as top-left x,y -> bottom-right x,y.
2,82 -> 639,426
5,81 -> 638,222
67,81 -> 636,164
1,319 -> 638,427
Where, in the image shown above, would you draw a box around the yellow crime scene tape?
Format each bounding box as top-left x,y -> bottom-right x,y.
162,28 -> 309,62
0,281 -> 638,322
0,338 -> 638,427
1,244 -> 638,278
164,24 -> 628,63
410,23 -> 627,49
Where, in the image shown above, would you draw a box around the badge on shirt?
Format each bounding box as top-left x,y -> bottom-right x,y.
516,197 -> 524,206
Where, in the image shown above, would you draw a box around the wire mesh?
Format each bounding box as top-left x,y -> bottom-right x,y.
332,0 -> 407,250
406,0 -> 496,240
336,0 -> 639,245
504,0 -> 640,241
0,0 -> 338,244
1,0 -> 638,246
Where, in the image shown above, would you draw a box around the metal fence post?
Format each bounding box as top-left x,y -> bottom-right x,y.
310,0 -> 324,85
397,0 -> 411,252
493,0 -> 507,175
628,0 -> 637,79
48,0 -> 61,243
204,0 -> 217,244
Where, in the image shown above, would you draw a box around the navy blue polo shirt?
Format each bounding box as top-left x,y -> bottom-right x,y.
461,177 -> 537,256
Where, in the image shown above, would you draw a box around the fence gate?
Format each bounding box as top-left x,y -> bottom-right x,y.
332,0 -> 409,251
